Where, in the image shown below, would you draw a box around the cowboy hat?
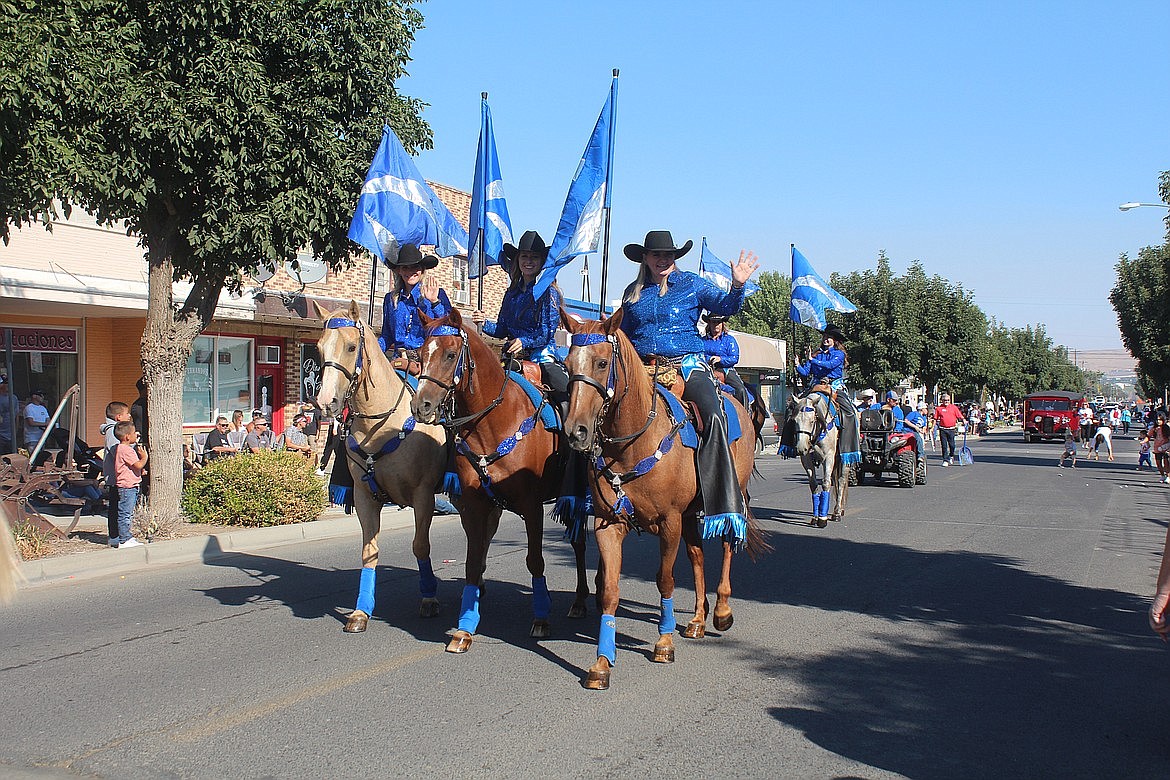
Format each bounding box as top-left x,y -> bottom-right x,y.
821,325 -> 848,343
501,231 -> 549,273
623,230 -> 693,263
386,243 -> 439,271
701,312 -> 730,324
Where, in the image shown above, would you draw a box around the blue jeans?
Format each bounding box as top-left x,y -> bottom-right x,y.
117,485 -> 139,542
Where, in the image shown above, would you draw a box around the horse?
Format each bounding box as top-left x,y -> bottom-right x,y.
787,388 -> 852,528
560,308 -> 764,690
410,307 -> 591,655
313,301 -> 452,633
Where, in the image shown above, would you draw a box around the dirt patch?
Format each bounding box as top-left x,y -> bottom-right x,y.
24,521 -> 235,560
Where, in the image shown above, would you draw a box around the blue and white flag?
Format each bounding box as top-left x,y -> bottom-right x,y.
699,238 -> 760,297
348,125 -> 470,262
789,246 -> 857,329
533,77 -> 617,301
468,98 -> 512,279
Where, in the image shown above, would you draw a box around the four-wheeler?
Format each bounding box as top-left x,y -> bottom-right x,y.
849,407 -> 925,488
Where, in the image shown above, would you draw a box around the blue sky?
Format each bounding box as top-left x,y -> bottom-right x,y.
399,1 -> 1169,351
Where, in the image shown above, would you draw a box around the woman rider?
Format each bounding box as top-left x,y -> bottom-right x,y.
378,244 -> 452,368
471,230 -> 569,405
785,325 -> 859,460
619,230 -> 759,540
701,313 -> 749,408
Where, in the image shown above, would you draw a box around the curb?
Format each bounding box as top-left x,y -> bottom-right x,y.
19,505 -> 451,587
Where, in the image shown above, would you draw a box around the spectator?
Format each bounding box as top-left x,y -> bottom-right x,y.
300,402 -> 320,439
23,389 -> 51,449
1137,429 -> 1152,471
1152,414 -> 1170,485
283,413 -> 318,467
1121,406 -> 1132,435
99,401 -> 132,547
0,375 -> 15,455
904,401 -> 928,462
933,392 -> 963,467
1089,423 -> 1114,461
130,378 -> 149,451
317,411 -> 343,477
245,409 -> 263,434
204,416 -> 237,461
1058,427 -> 1077,468
227,410 -> 248,450
112,420 -> 148,548
1077,400 -> 1094,449
244,417 -> 275,452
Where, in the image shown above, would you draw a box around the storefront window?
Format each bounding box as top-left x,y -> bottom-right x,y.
451,256 -> 470,305
182,335 -> 253,424
2,327 -> 80,418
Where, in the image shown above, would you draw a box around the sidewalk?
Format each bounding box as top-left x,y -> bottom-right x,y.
17,504 -> 451,587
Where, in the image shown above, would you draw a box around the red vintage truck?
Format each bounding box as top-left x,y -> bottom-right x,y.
1022,390 -> 1084,443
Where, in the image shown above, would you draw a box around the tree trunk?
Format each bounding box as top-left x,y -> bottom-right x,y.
140,215 -> 221,528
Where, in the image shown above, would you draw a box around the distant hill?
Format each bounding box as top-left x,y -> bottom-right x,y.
1075,349 -> 1137,375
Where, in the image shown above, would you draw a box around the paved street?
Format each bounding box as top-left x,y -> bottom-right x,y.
1,428 -> 1168,779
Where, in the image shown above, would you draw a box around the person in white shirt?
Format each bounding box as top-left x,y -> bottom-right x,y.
1077,402 -> 1094,448
1089,423 -> 1114,461
22,389 -> 50,447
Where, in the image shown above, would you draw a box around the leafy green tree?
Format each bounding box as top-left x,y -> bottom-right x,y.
1111,242 -> 1170,399
1,0 -> 430,523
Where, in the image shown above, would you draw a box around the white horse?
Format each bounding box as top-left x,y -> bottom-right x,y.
789,389 -> 851,528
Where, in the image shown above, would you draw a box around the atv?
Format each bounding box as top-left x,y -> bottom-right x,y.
848,407 -> 925,488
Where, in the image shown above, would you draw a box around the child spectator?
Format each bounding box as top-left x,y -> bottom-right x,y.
99,401 -> 132,547
1059,428 -> 1077,469
1137,429 -> 1152,471
112,420 -> 148,548
1152,414 -> 1170,484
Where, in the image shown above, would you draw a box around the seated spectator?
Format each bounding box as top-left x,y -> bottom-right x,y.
244,417 -> 275,452
205,416 -> 237,461
283,413 -> 318,467
245,409 -> 264,434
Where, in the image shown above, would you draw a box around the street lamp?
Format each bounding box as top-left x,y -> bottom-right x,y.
1119,202 -> 1170,211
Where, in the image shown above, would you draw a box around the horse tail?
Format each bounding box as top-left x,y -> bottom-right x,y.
742,507 -> 772,562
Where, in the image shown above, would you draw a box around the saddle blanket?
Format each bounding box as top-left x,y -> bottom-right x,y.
507,371 -> 560,432
394,369 -> 419,393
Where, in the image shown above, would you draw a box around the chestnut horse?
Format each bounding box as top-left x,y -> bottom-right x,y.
561,309 -> 764,690
314,301 -> 451,633
411,308 -> 590,654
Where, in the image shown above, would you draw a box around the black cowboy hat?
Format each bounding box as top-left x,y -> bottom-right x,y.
701,312 -> 730,324
501,231 -> 549,272
623,230 -> 693,263
386,243 -> 439,271
821,325 -> 848,343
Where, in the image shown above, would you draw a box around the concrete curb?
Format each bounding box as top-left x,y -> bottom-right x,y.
19,505 -> 449,587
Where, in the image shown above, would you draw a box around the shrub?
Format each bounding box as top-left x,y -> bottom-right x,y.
182,450 -> 326,527
12,520 -> 53,560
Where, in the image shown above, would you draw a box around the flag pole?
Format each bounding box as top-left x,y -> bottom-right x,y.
789,243 -> 797,404
476,92 -> 488,319
368,254 -> 378,327
597,69 -> 618,320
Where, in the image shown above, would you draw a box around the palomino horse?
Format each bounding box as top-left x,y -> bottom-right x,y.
314,301 -> 451,633
411,308 -> 590,655
788,388 -> 851,528
561,309 -> 764,690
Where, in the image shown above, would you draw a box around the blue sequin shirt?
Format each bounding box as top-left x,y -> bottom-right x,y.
620,271 -> 745,359
482,284 -> 562,363
378,284 -> 452,352
796,347 -> 845,384
702,332 -> 740,368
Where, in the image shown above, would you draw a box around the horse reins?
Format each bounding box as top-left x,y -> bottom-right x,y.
567,332 -> 662,449
418,324 -> 511,431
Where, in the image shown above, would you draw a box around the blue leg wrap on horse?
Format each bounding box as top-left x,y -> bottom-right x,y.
659,597 -> 676,635
532,576 -> 551,620
822,490 -> 833,516
811,490 -> 822,516
458,584 -> 481,634
356,566 -> 376,615
598,614 -> 617,664
417,558 -> 437,599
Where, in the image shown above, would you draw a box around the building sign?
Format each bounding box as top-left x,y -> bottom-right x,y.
5,327 -> 78,353
300,344 -> 322,403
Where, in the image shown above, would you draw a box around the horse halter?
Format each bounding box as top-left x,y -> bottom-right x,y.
418,324 -> 510,430
567,332 -> 660,448
793,392 -> 833,451
322,317 -> 366,404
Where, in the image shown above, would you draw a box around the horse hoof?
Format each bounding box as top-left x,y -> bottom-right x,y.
830,513 -> 842,522
566,602 -> 587,619
343,611 -> 369,633
652,645 -> 675,664
713,612 -> 734,632
445,631 -> 473,654
682,621 -> 706,639
419,598 -> 440,618
584,668 -> 610,690
530,619 -> 551,639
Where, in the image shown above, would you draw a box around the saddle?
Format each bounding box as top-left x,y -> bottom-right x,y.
390,351 -> 423,376
643,357 -> 739,439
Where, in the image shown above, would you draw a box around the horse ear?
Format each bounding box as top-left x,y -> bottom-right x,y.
448,307 -> 464,327
419,311 -> 434,327
559,306 -> 580,333
311,301 -> 330,321
601,306 -> 625,335
347,300 -> 361,322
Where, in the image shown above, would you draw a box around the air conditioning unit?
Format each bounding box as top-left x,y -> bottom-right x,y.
258,345 -> 281,364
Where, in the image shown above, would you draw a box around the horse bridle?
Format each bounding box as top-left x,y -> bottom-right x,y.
321,316 -> 408,422
792,392 -> 833,453
418,324 -> 510,430
567,332 -> 661,448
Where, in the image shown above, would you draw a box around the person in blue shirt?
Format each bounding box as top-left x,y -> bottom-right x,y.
619,230 -> 759,540
903,400 -> 928,461
701,313 -> 748,408
795,325 -> 848,391
378,244 -> 452,366
471,231 -> 568,401
883,391 -> 907,432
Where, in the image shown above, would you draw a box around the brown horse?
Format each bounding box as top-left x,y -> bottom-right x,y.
561,308 -> 764,690
411,307 -> 590,654
313,301 -> 451,633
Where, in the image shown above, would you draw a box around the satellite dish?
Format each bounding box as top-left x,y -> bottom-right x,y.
251,265 -> 276,284
285,254 -> 327,285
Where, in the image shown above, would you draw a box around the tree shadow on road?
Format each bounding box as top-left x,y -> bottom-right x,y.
723,531 -> 1170,778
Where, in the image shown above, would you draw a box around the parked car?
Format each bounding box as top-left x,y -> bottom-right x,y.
1023,391 -> 1084,443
